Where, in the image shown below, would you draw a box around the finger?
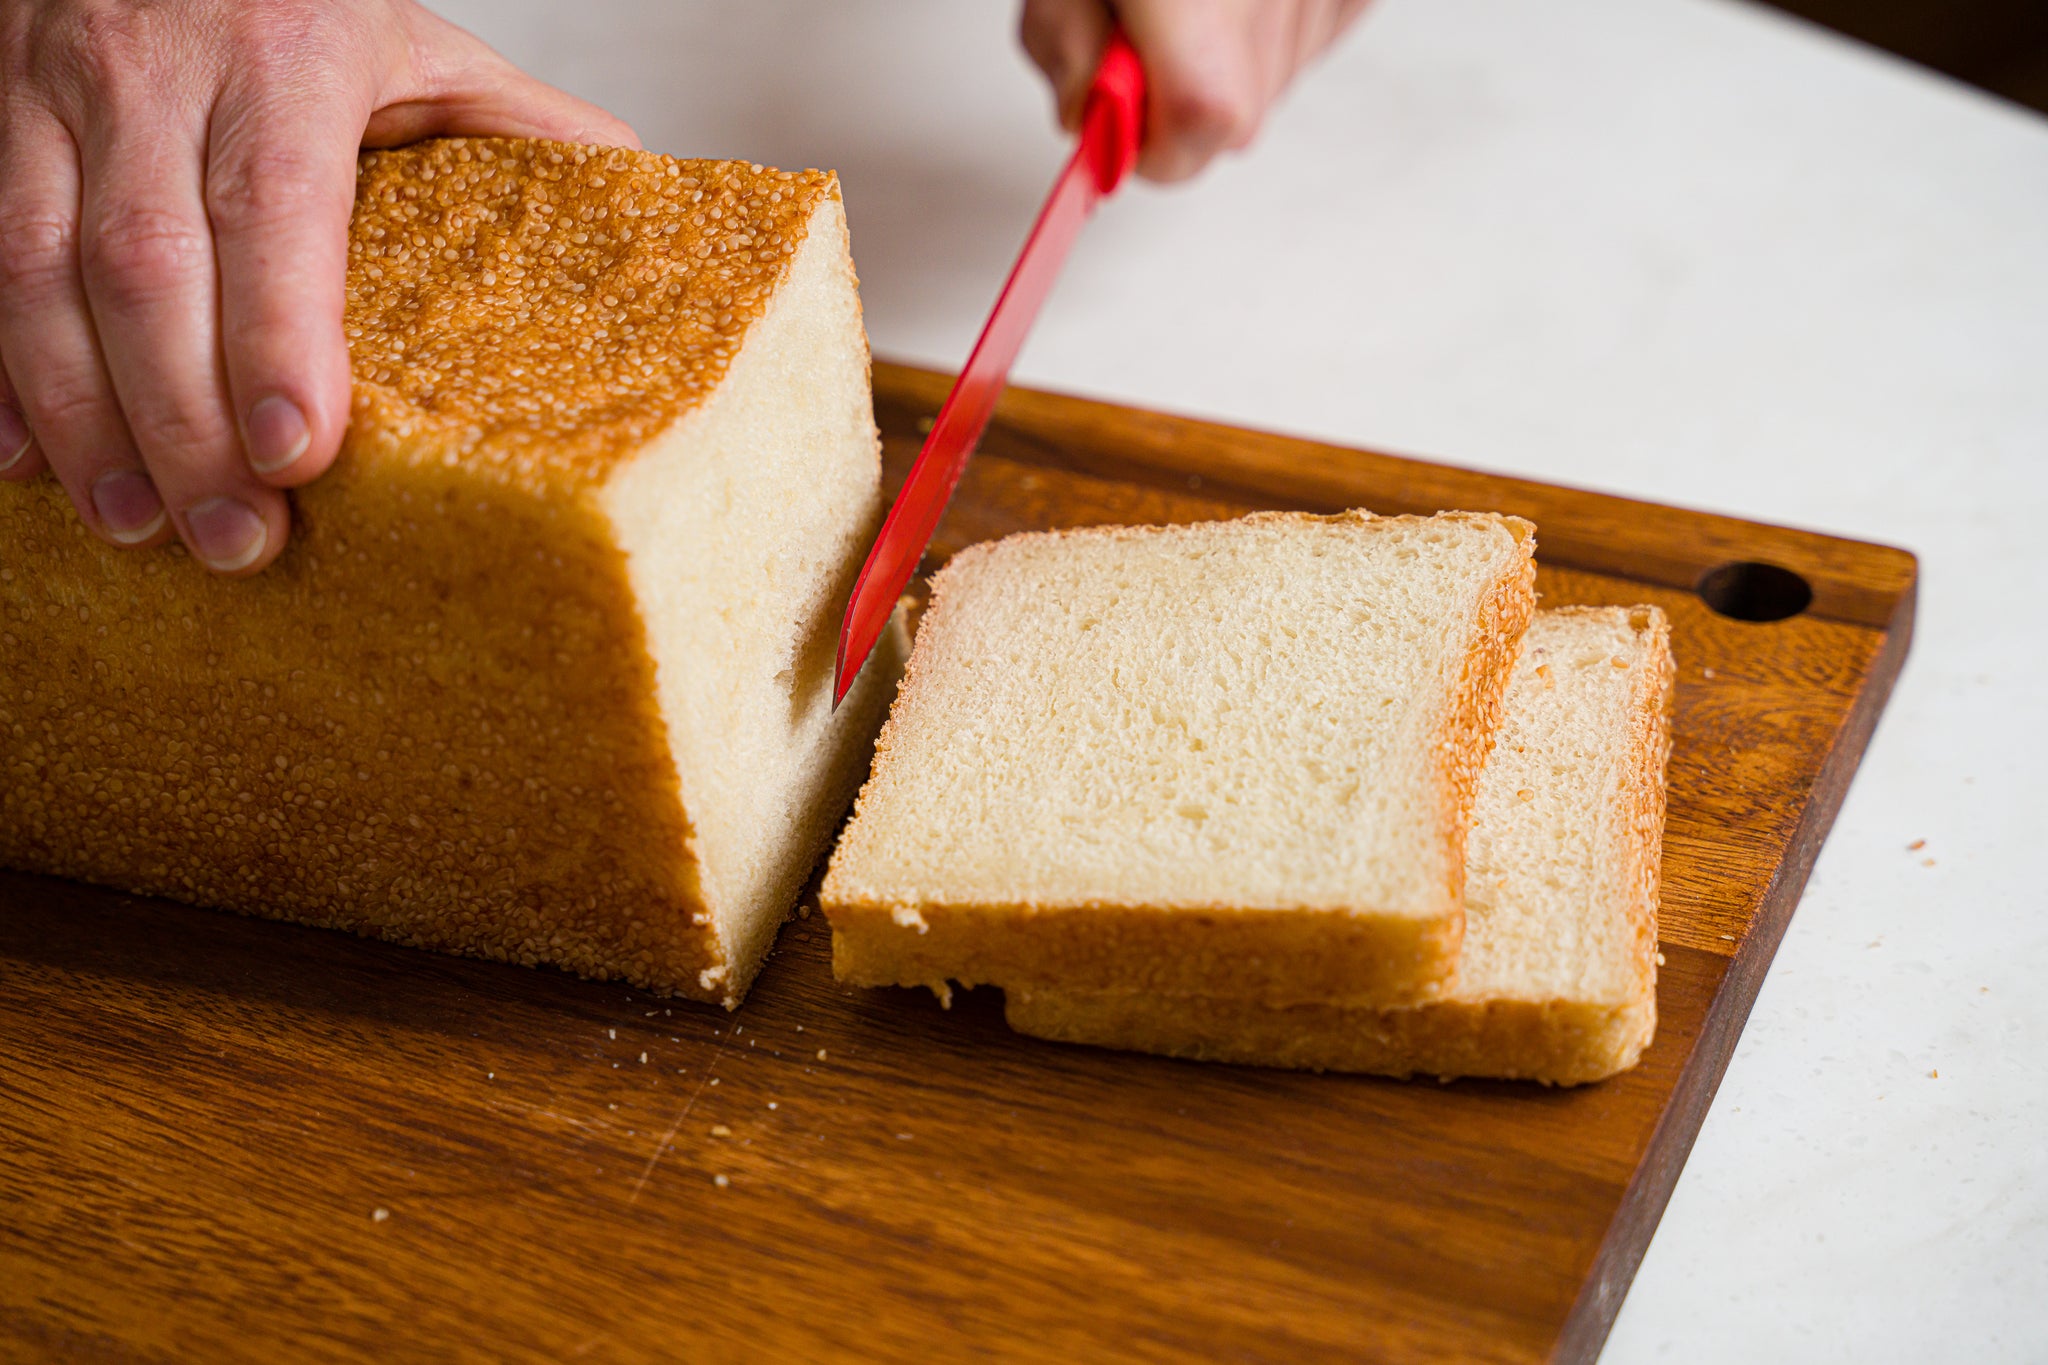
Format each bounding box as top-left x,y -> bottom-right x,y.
366,11 -> 641,150
0,109 -> 167,543
1116,0 -> 1267,182
205,78 -> 363,488
78,115 -> 289,573
1019,0 -> 1115,133
0,360 -> 49,483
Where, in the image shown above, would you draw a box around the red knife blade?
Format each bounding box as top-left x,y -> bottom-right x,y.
833,32 -> 1147,706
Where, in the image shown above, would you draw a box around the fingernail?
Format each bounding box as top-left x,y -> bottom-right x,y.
0,405 -> 29,471
245,395 -> 311,474
185,496 -> 268,571
90,470 -> 168,545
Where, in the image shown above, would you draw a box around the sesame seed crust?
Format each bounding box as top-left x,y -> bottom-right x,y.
346,137 -> 838,490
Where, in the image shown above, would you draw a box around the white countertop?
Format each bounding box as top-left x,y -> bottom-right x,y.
434,1 -> 2048,1357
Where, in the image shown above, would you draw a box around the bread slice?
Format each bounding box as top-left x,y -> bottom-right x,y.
0,137 -> 902,1006
1006,606 -> 1675,1084
821,510 -> 1536,1007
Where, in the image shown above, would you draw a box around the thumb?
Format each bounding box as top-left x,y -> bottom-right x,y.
367,11 -> 640,150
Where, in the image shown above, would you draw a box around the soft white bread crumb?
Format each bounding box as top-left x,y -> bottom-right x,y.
821,509 -> 1536,1006
1008,606 -> 1676,1084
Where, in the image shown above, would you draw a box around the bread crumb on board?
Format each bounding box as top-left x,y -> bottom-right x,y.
713,1175 -> 730,1189
372,1208 -> 390,1223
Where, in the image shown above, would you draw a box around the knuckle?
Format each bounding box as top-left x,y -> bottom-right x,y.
205,144 -> 338,235
0,209 -> 77,299
222,3 -> 369,94
131,401 -> 231,464
83,206 -> 211,303
51,5 -> 154,95
18,365 -> 110,438
235,4 -> 350,61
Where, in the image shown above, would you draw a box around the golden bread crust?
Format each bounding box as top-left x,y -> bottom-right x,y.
1,470 -> 720,997
828,897 -> 1460,1007
348,137 -> 837,491
1428,513 -> 1537,936
1004,988 -> 1654,1086
1612,604 -> 1674,1060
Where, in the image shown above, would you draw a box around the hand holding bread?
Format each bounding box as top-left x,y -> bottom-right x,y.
0,0 -> 635,573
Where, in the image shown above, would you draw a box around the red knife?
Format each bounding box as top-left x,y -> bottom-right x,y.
833,32 -> 1147,706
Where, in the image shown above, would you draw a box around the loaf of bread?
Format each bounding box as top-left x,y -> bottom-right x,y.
822,510 -> 1537,1006
0,137 -> 902,1006
1007,607 -> 1675,1083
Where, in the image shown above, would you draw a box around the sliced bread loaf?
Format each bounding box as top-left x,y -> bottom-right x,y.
821,510 -> 1537,1006
1006,606 -> 1675,1084
0,138 -> 901,1006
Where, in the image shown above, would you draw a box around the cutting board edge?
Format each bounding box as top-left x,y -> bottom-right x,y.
1550,571 -> 1916,1363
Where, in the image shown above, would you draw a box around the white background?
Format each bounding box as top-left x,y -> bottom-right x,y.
431,1 -> 2048,1357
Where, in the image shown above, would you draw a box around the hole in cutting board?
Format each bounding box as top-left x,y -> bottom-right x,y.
1695,561 -> 1813,621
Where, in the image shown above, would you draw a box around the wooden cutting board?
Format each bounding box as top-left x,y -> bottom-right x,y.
0,362 -> 1915,1364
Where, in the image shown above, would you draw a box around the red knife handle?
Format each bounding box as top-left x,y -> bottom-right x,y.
1082,30 -> 1146,194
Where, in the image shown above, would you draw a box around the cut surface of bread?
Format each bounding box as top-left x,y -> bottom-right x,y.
0,137 -> 901,1006
822,510 -> 1536,1006
1007,606 -> 1675,1084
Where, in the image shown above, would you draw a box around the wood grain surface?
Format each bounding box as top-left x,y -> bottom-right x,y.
0,362 -> 1916,1364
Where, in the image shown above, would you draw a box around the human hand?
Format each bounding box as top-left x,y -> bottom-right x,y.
1020,0 -> 1370,182
0,1 -> 636,574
